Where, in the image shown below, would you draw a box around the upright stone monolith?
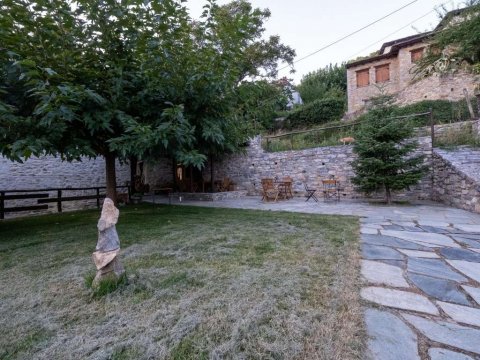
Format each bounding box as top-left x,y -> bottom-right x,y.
92,198 -> 125,286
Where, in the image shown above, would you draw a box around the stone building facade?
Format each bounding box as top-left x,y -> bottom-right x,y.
346,10 -> 478,115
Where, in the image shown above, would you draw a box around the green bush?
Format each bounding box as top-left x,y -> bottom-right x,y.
284,98 -> 345,129
391,99 -> 476,126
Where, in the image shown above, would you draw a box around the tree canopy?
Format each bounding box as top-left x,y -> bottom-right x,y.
0,0 -> 295,199
296,63 -> 346,104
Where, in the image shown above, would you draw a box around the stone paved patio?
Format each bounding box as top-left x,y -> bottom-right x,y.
148,196 -> 480,359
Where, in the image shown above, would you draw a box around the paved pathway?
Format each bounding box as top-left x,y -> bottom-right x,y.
149,196 -> 480,359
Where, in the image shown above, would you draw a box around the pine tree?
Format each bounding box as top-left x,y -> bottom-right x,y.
351,106 -> 427,204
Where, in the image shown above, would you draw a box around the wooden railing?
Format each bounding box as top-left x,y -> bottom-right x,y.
0,185 -> 130,219
264,110 -> 434,151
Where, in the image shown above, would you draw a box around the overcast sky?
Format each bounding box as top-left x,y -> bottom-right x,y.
186,0 -> 464,84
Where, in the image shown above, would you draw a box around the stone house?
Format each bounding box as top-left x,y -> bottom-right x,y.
346,8 -> 478,115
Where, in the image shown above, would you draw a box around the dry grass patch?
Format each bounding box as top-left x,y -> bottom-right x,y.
0,204 -> 365,359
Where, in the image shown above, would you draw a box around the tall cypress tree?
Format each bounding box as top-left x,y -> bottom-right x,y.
351,106 -> 427,204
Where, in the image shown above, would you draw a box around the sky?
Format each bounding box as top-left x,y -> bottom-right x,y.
186,0 -> 464,84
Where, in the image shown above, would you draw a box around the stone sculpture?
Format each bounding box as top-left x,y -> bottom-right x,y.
92,198 -> 125,286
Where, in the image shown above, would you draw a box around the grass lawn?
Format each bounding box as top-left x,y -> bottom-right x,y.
0,204 -> 364,359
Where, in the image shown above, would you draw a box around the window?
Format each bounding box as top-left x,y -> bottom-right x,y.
375,64 -> 390,83
411,48 -> 424,63
356,68 -> 369,87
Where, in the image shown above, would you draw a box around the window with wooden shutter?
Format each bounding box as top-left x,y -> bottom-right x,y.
410,48 -> 424,63
356,68 -> 369,87
375,64 -> 390,83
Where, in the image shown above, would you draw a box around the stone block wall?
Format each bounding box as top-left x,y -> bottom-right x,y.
146,136 -> 434,201
1,156 -> 130,217
432,148 -> 480,213
346,41 -> 478,114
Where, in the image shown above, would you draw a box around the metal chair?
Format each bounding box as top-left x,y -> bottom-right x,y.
304,183 -> 318,202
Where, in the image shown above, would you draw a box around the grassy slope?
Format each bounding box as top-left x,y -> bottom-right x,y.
0,205 -> 364,360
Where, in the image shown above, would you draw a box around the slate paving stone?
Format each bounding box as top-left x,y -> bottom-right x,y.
361,227 -> 379,235
440,248 -> 480,262
400,225 -> 424,232
419,225 -> 451,234
402,314 -> 480,355
462,285 -> 480,305
418,221 -> 451,228
362,234 -> 432,251
362,244 -> 403,260
408,258 -> 468,282
362,260 -> 409,287
397,249 -> 439,258
361,287 -> 439,314
437,301 -> 480,327
452,236 -> 480,249
381,230 -> 461,248
382,224 -> 405,231
407,273 -> 470,305
365,308 -> 420,360
377,259 -> 405,268
455,224 -> 480,233
453,233 -> 480,241
446,260 -> 480,283
428,348 -> 474,360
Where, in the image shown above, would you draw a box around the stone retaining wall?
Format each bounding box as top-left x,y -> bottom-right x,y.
1,156 -> 130,218
432,148 -> 480,213
147,136 -> 433,201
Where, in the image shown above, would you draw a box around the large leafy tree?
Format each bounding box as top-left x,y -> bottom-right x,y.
351,106 -> 427,204
0,0 -> 295,200
296,63 -> 346,104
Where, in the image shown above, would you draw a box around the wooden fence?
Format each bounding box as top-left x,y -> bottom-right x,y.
264,110 -> 434,151
0,185 -> 130,220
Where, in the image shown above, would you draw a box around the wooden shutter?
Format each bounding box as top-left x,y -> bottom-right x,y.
356,69 -> 369,87
375,64 -> 390,83
411,48 -> 424,63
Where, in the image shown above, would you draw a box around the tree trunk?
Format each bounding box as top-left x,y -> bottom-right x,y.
210,154 -> 214,193
129,156 -> 137,193
385,186 -> 392,205
105,152 -> 117,204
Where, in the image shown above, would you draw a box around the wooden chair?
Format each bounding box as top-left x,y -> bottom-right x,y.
282,176 -> 293,199
304,183 -> 318,202
322,179 -> 339,201
217,177 -> 232,192
261,178 -> 279,202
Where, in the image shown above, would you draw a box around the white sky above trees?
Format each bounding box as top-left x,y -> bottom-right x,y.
186,0 -> 463,84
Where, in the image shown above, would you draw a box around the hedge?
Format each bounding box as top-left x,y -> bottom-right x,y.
284,98 -> 345,129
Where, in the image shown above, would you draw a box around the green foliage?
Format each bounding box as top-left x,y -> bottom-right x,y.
0,0 -> 295,173
284,98 -> 345,129
297,63 -> 347,104
352,106 -> 427,204
234,80 -> 288,132
435,123 -> 480,149
391,99 -> 476,125
414,2 -> 480,77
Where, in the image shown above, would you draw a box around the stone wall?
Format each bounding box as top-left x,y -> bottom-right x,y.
146,136 -> 433,201
1,156 -> 130,217
433,148 -> 480,213
346,42 -> 478,114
